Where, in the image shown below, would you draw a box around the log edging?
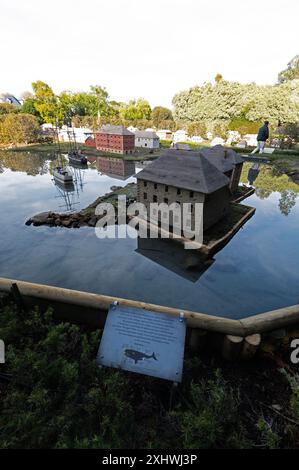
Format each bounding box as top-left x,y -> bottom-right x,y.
0,277 -> 299,338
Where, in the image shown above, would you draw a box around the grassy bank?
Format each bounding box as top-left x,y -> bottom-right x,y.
0,298 -> 299,449
2,143 -> 161,162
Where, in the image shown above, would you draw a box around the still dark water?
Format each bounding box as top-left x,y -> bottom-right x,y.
0,151 -> 299,319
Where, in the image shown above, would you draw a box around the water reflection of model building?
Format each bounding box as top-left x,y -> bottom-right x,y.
247,163 -> 260,186
136,237 -> 214,282
96,157 -> 136,180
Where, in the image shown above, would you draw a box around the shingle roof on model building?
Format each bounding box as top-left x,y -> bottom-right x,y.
200,145 -> 244,173
136,148 -> 231,194
135,130 -> 159,139
98,125 -> 134,136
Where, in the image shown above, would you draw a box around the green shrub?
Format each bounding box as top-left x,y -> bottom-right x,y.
228,118 -> 260,135
173,369 -> 250,449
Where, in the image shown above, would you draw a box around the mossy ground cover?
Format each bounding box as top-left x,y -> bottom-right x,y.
0,299 -> 299,449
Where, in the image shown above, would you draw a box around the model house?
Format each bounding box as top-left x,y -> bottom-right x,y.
173,129 -> 189,143
136,149 -> 232,233
136,146 -> 244,233
135,130 -> 160,149
84,136 -> 96,147
96,125 -> 135,154
200,145 -> 244,193
156,129 -> 173,141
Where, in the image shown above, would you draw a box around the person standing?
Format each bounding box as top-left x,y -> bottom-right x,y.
251,121 -> 269,154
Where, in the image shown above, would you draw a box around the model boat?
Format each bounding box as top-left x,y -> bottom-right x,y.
68,150 -> 88,166
53,166 -> 73,184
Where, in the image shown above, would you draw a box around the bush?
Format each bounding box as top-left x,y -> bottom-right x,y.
228,118 -> 260,135
0,103 -> 18,115
174,369 -> 250,449
187,122 -> 207,138
0,113 -> 40,145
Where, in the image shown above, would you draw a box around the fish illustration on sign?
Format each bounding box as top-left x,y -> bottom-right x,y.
124,349 -> 158,364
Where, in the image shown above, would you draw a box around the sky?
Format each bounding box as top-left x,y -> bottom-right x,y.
1,0 -> 298,108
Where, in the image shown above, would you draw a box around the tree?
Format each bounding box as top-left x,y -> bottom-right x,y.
0,113 -> 40,145
20,98 -> 43,123
89,85 -> 110,119
278,55 -> 299,83
120,99 -> 151,121
151,106 -> 173,126
215,73 -> 223,83
32,81 -> 63,125
172,79 -> 299,125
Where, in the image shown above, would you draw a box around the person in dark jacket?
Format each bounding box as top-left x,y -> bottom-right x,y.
251,121 -> 269,154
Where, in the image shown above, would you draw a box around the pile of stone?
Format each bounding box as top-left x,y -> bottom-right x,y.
25,211 -> 103,229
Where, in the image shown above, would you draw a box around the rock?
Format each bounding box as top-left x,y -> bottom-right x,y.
54,219 -> 62,226
28,211 -> 52,226
88,216 -> 98,227
61,220 -> 72,228
111,185 -> 122,191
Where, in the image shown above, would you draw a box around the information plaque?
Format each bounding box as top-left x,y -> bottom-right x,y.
97,304 -> 186,382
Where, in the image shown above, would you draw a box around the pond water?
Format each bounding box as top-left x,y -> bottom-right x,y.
0,151 -> 299,320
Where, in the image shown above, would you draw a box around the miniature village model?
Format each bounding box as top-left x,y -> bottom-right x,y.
26,145 -> 255,256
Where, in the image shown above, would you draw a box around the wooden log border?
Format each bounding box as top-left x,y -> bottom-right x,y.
0,277 -> 299,338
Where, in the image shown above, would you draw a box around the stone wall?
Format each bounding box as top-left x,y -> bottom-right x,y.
137,179 -> 230,233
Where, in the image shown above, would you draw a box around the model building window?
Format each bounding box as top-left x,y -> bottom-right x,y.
154,183 -> 157,189
144,181 -> 147,187
164,198 -> 168,204
143,193 -> 147,200
190,191 -> 194,198
177,188 -> 181,195
153,195 -> 157,202
165,185 -> 169,192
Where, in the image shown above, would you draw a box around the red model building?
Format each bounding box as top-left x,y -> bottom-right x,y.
96,125 -> 135,155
